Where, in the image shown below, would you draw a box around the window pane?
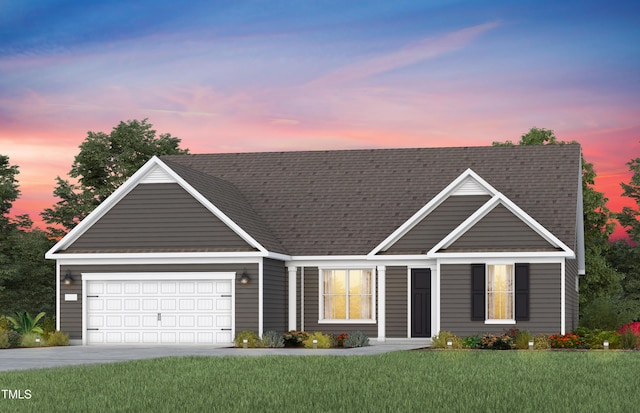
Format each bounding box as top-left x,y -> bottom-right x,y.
487,265 -> 513,320
349,270 -> 362,295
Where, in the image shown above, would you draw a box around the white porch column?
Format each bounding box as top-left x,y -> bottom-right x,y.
288,266 -> 297,331
377,265 -> 386,342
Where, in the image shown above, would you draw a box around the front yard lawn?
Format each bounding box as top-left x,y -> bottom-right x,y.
1,351 -> 637,412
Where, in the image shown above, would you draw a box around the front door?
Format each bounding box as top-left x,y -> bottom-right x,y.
411,268 -> 431,337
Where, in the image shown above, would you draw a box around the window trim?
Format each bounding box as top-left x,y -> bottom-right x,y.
485,263 -> 516,325
318,267 -> 376,324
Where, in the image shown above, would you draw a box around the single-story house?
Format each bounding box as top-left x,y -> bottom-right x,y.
46,145 -> 584,345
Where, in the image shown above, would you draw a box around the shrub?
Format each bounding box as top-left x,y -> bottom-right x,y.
580,296 -> 636,330
462,335 -> 482,349
503,327 -> 519,339
336,333 -> 349,347
620,328 -> 638,349
343,331 -> 369,348
20,333 -> 43,347
431,331 -> 462,349
0,315 -> 10,332
534,334 -> 550,350
619,321 -> 640,336
303,332 -> 333,349
283,330 -> 309,347
46,331 -> 70,346
549,333 -> 581,349
6,312 -> 46,335
0,331 -> 8,349
42,316 -> 56,337
261,331 -> 284,348
234,330 -> 261,348
7,331 -> 21,348
478,334 -> 515,350
514,329 -> 533,349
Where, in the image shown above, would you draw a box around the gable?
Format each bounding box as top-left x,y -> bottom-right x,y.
383,195 -> 491,254
440,204 -> 561,252
61,183 -> 255,253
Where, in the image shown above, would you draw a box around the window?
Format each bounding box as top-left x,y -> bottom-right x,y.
486,264 -> 514,321
471,263 -> 529,323
320,269 -> 374,322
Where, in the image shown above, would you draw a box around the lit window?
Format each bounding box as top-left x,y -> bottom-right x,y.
321,269 -> 374,321
487,264 -> 514,321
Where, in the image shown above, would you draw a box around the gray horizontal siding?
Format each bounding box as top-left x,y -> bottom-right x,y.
303,267 -> 377,337
60,263 -> 258,340
263,258 -> 287,334
445,204 -> 558,252
385,195 -> 490,254
386,266 -> 407,338
65,183 -> 254,252
440,263 -> 561,336
566,259 -> 579,331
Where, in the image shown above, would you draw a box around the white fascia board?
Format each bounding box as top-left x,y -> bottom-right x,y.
431,251 -> 574,259
427,193 -> 575,257
46,156 -> 269,258
368,168 -> 499,256
57,256 -> 263,267
53,251 -> 266,261
576,155 -> 586,275
46,156 -> 166,258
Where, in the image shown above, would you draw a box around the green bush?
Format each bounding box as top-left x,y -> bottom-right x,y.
462,335 -> 482,349
576,328 -> 621,349
6,311 -> 46,335
0,315 -> 10,332
343,331 -> 369,348
515,329 -> 533,349
46,331 -> 70,346
431,331 -> 462,349
261,331 -> 284,348
42,316 -> 56,336
234,330 -> 261,348
534,334 -> 550,350
7,331 -> 21,348
580,296 -> 636,330
20,332 -> 44,347
0,330 -> 9,349
303,332 -> 333,349
620,328 -> 638,349
283,330 -> 309,347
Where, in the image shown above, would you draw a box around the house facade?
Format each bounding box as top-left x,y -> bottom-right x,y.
46,145 -> 584,345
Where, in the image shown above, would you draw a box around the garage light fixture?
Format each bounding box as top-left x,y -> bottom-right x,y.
62,271 -> 74,285
240,270 -> 251,285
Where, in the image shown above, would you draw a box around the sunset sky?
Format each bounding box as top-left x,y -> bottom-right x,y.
1,0 -> 638,238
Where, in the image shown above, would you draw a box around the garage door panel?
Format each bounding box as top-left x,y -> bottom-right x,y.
86,278 -> 233,345
161,315 -> 176,327
216,298 -> 231,311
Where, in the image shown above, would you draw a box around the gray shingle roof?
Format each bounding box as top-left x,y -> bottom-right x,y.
160,145 -> 581,256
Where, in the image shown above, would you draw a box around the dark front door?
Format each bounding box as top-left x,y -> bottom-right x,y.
411,268 -> 431,337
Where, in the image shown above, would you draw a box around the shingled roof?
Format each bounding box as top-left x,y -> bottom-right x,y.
160,145 -> 581,256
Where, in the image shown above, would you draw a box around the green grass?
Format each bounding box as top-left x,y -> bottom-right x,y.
1,351 -> 638,412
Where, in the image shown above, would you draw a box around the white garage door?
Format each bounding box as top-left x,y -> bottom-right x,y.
85,277 -> 233,345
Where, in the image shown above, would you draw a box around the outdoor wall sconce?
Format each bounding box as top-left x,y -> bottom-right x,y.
62,271 -> 74,285
240,270 -> 251,285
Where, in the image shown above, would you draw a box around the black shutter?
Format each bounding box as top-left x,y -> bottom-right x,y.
471,264 -> 485,321
515,263 -> 530,321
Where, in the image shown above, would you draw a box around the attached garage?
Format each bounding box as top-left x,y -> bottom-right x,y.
82,273 -> 235,345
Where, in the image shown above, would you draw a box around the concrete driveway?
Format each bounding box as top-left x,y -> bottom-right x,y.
0,340 -> 430,372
